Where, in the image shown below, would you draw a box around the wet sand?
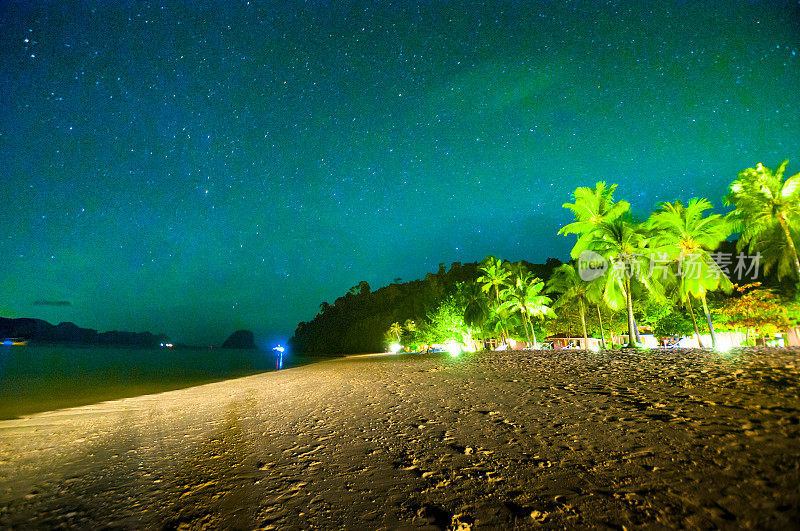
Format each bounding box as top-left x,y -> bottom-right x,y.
0,347 -> 798,529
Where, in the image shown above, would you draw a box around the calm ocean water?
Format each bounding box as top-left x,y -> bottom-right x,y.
0,344 -> 283,420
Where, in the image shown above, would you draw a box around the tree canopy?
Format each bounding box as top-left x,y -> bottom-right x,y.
291,160 -> 798,355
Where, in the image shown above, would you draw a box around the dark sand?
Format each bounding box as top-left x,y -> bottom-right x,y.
0,348 -> 798,529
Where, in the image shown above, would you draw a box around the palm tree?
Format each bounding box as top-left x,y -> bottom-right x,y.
725,160 -> 800,282
656,266 -> 705,347
463,283 -> 490,331
389,322 -> 402,343
586,276 -> 608,348
499,271 -> 553,347
683,292 -> 705,348
584,215 -> 659,348
477,255 -> 512,343
559,182 -> 642,347
547,263 -> 591,347
477,255 -> 511,304
559,182 -> 631,259
490,313 -> 522,349
647,198 -> 733,348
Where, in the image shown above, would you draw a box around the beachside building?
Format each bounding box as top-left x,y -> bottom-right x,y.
545,334 -> 602,351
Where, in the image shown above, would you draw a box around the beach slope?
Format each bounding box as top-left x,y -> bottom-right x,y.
1,348 -> 798,528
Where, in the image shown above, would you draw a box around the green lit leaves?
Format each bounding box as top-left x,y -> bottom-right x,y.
725,159 -> 800,281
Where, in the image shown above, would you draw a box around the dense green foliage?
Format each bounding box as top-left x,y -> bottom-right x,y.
290,262 -> 474,354
289,260 -> 560,354
725,160 -> 800,282
291,160 -> 800,354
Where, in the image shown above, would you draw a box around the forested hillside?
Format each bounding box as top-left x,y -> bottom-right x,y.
289,259 -> 560,355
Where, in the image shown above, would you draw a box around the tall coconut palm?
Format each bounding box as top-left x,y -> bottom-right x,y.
477,255 -> 511,342
498,269 -> 535,346
547,263 -> 591,347
583,215 -> 660,348
477,255 -> 511,303
499,271 -> 553,347
559,182 -> 639,346
389,322 -> 402,343
725,160 -> 800,282
559,182 -> 631,259
647,198 -> 733,348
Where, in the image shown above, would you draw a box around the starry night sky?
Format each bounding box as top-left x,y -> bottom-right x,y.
1,1 -> 798,347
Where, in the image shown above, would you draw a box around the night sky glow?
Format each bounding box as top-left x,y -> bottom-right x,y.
2,1 -> 798,346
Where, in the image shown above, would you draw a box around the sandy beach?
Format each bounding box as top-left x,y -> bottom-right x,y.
0,347 -> 798,529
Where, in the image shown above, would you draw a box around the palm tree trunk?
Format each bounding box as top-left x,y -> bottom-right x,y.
494,285 -> 508,345
528,315 -> 538,348
779,215 -> 800,282
597,304 -> 607,349
686,296 -> 704,348
520,309 -> 531,347
700,294 -> 717,349
579,297 -> 588,349
633,315 -> 642,345
624,277 -> 636,348
525,311 -> 533,346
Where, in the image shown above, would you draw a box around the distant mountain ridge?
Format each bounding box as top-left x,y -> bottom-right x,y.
0,317 -> 170,347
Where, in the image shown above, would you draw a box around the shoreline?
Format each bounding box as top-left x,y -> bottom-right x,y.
1,347 -> 798,528
0,344 -> 299,421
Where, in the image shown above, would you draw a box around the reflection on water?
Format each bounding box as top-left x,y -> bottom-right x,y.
0,344 -> 283,420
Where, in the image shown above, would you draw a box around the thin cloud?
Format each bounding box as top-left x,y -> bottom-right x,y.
33,300 -> 72,307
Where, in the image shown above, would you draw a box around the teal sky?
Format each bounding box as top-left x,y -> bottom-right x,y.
1,1 -> 798,346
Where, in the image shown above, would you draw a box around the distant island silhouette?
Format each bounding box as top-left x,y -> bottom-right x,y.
0,317 -> 260,350
221,330 -> 257,350
0,317 -> 171,348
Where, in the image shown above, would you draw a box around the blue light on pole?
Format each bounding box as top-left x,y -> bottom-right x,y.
273,345 -> 285,369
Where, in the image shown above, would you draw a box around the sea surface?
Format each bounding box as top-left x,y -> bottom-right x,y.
0,344 -> 284,420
